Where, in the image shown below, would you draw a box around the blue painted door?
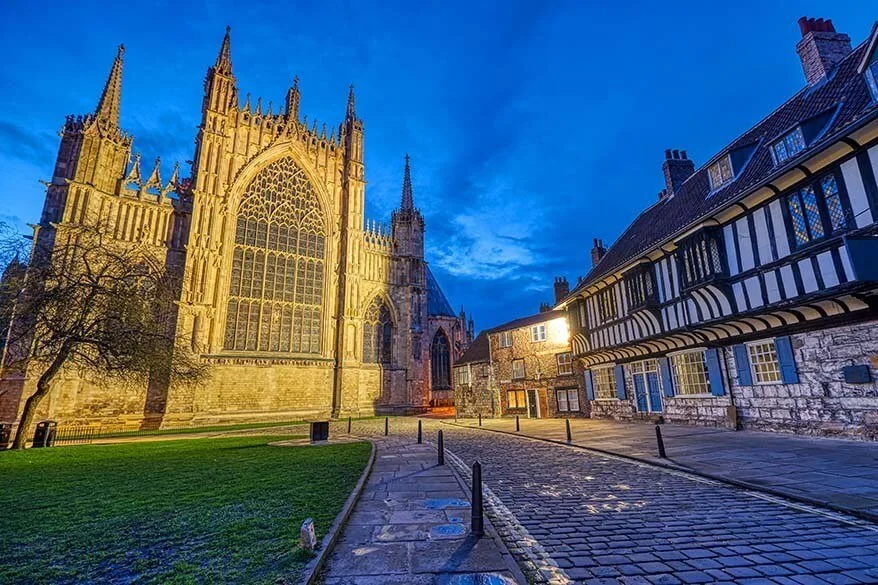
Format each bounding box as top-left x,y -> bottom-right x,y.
633,374 -> 648,412
646,371 -> 663,412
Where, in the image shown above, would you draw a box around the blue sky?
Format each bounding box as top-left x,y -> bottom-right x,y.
0,1 -> 874,331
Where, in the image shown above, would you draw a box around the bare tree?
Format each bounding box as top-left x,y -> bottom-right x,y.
1,223 -> 207,449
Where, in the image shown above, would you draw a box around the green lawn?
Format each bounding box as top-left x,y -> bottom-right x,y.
0,436 -> 371,584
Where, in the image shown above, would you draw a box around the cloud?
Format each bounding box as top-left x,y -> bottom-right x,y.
0,121 -> 55,166
128,109 -> 196,169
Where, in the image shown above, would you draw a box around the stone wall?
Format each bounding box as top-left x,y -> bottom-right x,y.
453,362 -> 494,418
582,319 -> 878,439
728,320 -> 878,439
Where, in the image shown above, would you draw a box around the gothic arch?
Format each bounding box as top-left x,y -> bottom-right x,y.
362,296 -> 394,364
222,155 -> 327,354
430,328 -> 451,390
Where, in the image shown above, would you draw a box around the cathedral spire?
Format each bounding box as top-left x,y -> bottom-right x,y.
95,44 -> 124,127
215,26 -> 233,75
401,154 -> 414,210
346,84 -> 357,120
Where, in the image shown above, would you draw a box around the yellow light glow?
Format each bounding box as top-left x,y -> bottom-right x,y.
548,317 -> 569,344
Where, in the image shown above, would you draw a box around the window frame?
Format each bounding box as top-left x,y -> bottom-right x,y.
783,169 -> 853,250
498,331 -> 512,348
669,349 -> 712,396
708,154 -> 735,191
555,387 -> 581,412
511,359 -> 525,380
866,55 -> 878,101
557,352 -> 573,376
770,126 -> 806,165
597,286 -> 618,323
592,365 -> 617,400
677,228 -> 727,291
623,263 -> 658,310
455,365 -> 471,386
530,324 -> 547,343
506,389 -> 527,410
746,340 -> 782,385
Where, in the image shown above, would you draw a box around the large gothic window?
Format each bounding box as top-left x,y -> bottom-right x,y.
362,298 -> 393,364
224,157 -> 326,353
431,330 -> 451,389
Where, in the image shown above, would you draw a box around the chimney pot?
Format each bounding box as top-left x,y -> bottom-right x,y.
681,150 -> 688,160
664,149 -> 672,160
591,238 -> 607,267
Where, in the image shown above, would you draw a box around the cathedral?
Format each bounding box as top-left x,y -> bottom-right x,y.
0,28 -> 473,428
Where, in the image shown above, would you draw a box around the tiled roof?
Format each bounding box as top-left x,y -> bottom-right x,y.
484,309 -> 566,334
457,331 -> 490,364
570,37 -> 878,296
426,265 -> 456,317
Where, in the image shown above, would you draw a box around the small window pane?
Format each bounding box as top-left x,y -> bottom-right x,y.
747,341 -> 782,384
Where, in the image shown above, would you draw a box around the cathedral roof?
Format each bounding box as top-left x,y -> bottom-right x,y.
426,265 -> 456,317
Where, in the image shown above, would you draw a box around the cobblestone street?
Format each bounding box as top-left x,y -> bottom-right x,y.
342,418 -> 878,584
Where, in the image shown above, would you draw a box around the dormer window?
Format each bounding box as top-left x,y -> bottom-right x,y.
708,142 -> 759,193
708,155 -> 734,190
770,126 -> 806,164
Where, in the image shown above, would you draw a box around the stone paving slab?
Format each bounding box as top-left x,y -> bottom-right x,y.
319,436 -> 521,584
450,417 -> 878,520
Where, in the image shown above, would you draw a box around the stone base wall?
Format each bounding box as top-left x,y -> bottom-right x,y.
454,378 -> 494,418
583,318 -> 878,439
728,320 -> 878,439
0,356 -> 409,435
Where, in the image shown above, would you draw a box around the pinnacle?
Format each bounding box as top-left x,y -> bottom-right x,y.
215,25 -> 233,75
346,84 -> 356,119
95,44 -> 125,128
401,153 -> 414,210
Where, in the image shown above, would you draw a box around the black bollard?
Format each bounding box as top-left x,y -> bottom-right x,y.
385,417 -> 389,436
438,430 -> 445,465
566,419 -> 572,443
515,415 -> 520,432
655,424 -> 667,458
478,412 -> 482,427
471,461 -> 484,537
347,416 -> 352,434
417,419 -> 422,444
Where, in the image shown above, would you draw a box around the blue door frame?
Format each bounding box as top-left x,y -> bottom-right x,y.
633,375 -> 648,412
646,371 -> 663,413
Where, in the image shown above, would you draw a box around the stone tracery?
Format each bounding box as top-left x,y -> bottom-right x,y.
223,156 -> 326,353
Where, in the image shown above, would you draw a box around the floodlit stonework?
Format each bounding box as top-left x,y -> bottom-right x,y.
0,29 -> 473,430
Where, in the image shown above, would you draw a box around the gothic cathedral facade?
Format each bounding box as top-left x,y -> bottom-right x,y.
0,29 -> 473,428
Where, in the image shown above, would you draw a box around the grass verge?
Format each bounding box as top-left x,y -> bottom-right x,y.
0,435 -> 371,584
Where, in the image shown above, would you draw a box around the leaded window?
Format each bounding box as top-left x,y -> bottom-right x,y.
512,359 -> 525,380
557,352 -> 573,376
708,155 -> 734,190
597,287 -> 618,323
771,127 -> 806,165
678,229 -> 725,290
623,264 -> 657,310
224,157 -> 326,353
363,298 -> 393,364
786,171 -> 850,248
431,330 -> 451,389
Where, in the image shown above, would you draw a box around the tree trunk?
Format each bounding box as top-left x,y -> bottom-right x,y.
10,345 -> 70,449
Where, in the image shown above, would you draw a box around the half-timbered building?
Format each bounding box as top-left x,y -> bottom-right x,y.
557,17 -> 878,438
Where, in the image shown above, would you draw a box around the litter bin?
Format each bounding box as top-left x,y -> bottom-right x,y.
310,420 -> 330,443
0,422 -> 11,449
33,420 -> 57,448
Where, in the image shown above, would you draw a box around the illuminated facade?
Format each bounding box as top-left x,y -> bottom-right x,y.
0,29 -> 473,428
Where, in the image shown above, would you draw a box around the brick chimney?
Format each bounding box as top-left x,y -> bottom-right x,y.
662,149 -> 695,198
539,302 -> 551,313
591,238 -> 606,267
796,17 -> 851,86
553,276 -> 569,304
